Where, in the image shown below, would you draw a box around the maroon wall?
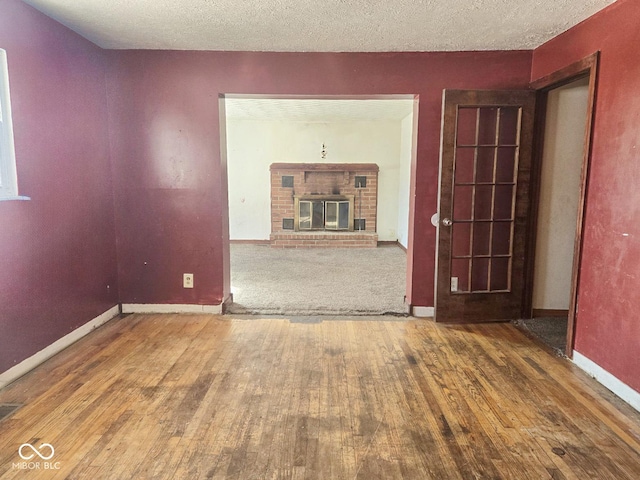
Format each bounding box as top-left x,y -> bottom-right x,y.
0,0 -> 118,372
106,50 -> 532,308
532,0 -> 640,391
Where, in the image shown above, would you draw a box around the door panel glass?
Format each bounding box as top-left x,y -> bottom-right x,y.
452,258 -> 470,292
492,222 -> 512,255
471,258 -> 490,291
474,185 -> 493,220
472,222 -> 491,256
477,108 -> 498,145
452,223 -> 471,257
490,257 -> 510,291
496,147 -> 517,183
494,185 -> 514,220
456,108 -> 477,145
476,147 -> 495,183
455,147 -> 475,183
453,186 -> 473,220
498,107 -> 519,145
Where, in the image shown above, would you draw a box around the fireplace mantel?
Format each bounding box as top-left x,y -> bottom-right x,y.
270,163 -> 379,172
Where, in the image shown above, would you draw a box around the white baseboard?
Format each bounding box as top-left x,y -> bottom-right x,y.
121,303 -> 222,314
412,306 -> 434,318
573,351 -> 640,412
0,305 -> 120,390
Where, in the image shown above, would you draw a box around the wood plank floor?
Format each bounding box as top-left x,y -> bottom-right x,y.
0,314 -> 639,479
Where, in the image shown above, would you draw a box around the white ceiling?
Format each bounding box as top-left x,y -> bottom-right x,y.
223,98 -> 416,122
23,0 -> 616,52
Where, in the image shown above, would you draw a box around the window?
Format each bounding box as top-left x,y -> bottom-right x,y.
0,49 -> 18,199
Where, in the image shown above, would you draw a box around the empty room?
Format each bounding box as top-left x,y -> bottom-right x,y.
0,0 -> 639,478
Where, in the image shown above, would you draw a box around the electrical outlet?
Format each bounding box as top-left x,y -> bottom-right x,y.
451,277 -> 459,292
183,273 -> 194,289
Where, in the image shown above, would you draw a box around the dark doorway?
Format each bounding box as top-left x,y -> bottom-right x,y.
524,76 -> 590,354
524,53 -> 599,356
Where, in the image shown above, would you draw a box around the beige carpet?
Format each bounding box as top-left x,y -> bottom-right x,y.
228,243 -> 408,315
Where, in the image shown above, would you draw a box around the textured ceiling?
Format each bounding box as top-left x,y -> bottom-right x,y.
23,0 -> 616,52
224,98 -> 416,122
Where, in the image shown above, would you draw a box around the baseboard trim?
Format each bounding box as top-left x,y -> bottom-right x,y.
376,240 -> 408,251
229,239 -> 270,245
412,306 -> 434,318
0,305 -> 120,390
532,309 -> 569,317
573,351 -> 640,412
121,303 -> 223,314
377,240 -> 398,246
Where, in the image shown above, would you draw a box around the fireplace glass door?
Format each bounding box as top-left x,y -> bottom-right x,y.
299,201 -> 324,230
325,201 -> 350,230
296,196 -> 354,231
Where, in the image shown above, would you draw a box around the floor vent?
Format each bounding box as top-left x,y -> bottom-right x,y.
0,403 -> 22,422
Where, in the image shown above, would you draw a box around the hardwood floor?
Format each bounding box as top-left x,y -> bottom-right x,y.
0,314 -> 639,479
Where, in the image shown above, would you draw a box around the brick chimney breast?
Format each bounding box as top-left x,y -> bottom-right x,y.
269,163 -> 379,248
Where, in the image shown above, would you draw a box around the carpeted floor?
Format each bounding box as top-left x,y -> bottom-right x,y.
513,317 -> 568,355
227,243 -> 408,315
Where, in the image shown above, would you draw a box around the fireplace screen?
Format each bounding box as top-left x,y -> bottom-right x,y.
299,201 -> 324,229
295,195 -> 354,231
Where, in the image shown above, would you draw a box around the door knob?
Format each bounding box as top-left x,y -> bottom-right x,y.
442,218 -> 452,227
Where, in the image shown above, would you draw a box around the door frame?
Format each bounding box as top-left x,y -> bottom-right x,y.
524,52 -> 600,357
219,94 -> 419,313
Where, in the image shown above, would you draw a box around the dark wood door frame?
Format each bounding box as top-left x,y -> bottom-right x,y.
524,52 -> 600,357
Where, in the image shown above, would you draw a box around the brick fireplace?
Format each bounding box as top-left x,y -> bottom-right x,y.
270,163 -> 379,247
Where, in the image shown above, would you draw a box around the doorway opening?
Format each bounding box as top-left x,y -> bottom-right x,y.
521,52 -> 599,356
219,95 -> 418,315
520,76 -> 591,354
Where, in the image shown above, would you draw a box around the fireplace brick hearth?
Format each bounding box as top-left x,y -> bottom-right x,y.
270,163 -> 379,248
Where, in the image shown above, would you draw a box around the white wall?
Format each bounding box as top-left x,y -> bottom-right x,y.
533,77 -> 589,310
226,118 -> 412,242
396,111 -> 415,248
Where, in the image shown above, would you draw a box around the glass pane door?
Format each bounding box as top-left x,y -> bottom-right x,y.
451,106 -> 520,293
